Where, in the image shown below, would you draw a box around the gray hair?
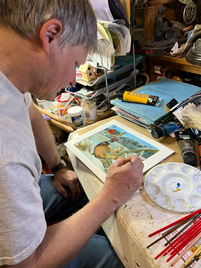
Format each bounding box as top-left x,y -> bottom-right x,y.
0,0 -> 97,53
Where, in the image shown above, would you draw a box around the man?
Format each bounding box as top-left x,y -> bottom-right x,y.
0,1 -> 144,267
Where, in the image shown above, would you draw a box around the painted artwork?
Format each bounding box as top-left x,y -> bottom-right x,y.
65,120 -> 174,182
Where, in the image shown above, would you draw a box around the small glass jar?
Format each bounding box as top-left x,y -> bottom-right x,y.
81,99 -> 97,122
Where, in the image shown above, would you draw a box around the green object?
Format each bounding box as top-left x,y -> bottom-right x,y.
130,0 -> 136,46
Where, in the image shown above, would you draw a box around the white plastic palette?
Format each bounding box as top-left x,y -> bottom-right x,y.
144,162 -> 201,213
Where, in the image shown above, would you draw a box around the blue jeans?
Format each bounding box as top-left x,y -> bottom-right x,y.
39,174 -> 124,268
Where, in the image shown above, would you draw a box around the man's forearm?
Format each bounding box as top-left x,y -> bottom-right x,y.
36,190 -> 116,268
29,102 -> 61,169
2,190 -> 116,268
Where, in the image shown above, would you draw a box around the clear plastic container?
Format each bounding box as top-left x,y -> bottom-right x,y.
81,99 -> 97,122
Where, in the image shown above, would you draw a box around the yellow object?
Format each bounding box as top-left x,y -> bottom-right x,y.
183,244 -> 201,266
120,0 -> 130,24
120,91 -> 161,107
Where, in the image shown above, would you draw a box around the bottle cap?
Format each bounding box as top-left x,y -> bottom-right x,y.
151,127 -> 165,139
118,91 -> 124,100
167,98 -> 178,110
183,152 -> 197,166
155,97 -> 162,107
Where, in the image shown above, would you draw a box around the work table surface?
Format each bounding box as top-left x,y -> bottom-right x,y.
67,115 -> 201,268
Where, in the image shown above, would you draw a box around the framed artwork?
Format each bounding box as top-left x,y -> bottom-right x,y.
65,120 -> 174,182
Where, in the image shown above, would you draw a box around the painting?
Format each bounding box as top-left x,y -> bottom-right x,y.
65,120 -> 174,182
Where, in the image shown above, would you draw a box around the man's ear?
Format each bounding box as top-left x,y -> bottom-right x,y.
40,19 -> 62,53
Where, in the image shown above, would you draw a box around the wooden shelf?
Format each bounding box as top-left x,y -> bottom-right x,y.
146,56 -> 201,81
148,0 -> 173,6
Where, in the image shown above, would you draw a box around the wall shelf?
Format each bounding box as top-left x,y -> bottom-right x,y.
145,55 -> 201,81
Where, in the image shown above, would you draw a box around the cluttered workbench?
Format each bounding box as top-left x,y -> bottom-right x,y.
66,115 -> 201,268
36,73 -> 201,267
63,77 -> 201,268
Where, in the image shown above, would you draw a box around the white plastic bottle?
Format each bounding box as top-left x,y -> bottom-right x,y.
67,106 -> 85,127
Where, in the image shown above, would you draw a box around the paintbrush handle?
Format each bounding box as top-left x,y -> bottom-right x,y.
165,217 -> 201,256
164,214 -> 199,246
184,243 -> 201,266
149,209 -> 201,237
171,232 -> 201,266
146,219 -> 190,248
166,225 -> 201,262
155,217 -> 201,260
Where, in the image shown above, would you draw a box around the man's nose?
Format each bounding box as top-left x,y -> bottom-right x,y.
69,76 -> 76,87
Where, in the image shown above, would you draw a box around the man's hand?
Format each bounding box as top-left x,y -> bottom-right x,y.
53,169 -> 83,203
102,155 -> 144,209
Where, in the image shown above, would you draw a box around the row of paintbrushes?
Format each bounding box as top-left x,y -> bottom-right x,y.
147,208 -> 201,267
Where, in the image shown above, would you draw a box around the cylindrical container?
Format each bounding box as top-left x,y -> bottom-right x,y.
67,106 -> 85,127
151,120 -> 182,139
175,129 -> 197,166
81,99 -> 97,121
118,91 -> 161,107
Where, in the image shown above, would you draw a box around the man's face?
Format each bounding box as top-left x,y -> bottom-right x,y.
33,44 -> 88,101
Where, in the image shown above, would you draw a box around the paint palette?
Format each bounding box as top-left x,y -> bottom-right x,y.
144,162 -> 201,213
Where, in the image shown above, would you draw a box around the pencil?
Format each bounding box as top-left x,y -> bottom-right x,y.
149,209 -> 201,237
170,232 -> 201,266
183,243 -> 201,266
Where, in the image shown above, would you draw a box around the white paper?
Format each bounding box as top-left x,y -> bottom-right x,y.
65,120 -> 174,182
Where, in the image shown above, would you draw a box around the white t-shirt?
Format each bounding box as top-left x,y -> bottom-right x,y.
0,71 -> 47,265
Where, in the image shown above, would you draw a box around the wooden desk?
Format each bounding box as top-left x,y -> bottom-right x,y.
146,56 -> 201,81
67,115 -> 200,268
38,105 -> 115,133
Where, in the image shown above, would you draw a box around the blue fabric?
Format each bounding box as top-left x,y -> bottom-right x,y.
39,174 -> 124,268
64,234 -> 124,268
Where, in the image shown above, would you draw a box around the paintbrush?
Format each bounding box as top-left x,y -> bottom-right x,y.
171,232 -> 201,266
146,216 -> 195,248
149,209 -> 201,237
164,214 -> 200,247
184,251 -> 201,268
182,243 -> 201,267
154,217 -> 201,260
